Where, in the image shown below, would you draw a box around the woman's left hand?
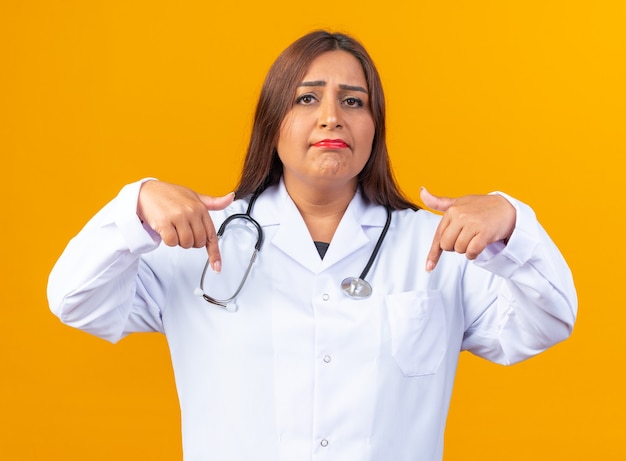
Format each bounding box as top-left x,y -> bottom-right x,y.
420,187 -> 516,272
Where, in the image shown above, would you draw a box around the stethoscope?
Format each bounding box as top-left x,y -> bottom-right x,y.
195,190 -> 392,311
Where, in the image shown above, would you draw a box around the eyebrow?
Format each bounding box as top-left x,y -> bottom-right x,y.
298,80 -> 368,94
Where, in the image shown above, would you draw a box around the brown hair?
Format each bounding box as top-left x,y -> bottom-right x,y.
235,30 -> 418,211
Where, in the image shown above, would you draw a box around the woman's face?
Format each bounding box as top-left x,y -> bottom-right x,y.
276,50 -> 375,194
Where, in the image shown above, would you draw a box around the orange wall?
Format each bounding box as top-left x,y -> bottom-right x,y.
2,1 -> 625,459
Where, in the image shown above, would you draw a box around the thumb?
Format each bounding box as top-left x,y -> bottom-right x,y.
198,192 -> 235,211
420,187 -> 456,213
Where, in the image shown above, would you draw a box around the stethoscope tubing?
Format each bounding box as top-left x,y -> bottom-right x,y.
197,189 -> 392,307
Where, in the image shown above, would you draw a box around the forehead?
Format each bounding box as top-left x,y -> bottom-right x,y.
302,50 -> 368,87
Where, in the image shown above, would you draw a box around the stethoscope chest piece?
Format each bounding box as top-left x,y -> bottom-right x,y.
341,277 -> 372,299
339,206 -> 392,300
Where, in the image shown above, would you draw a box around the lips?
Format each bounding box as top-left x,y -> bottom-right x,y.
313,139 -> 349,149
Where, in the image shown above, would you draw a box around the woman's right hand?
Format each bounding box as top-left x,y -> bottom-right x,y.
137,180 -> 235,273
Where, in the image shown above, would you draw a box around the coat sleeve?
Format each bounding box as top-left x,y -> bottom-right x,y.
460,193 -> 577,365
47,180 -> 169,343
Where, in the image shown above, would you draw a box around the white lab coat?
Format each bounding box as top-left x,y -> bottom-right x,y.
48,179 -> 577,461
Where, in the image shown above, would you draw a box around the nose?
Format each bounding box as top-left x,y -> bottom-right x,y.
319,98 -> 343,129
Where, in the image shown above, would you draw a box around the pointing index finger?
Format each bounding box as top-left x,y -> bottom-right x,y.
426,215 -> 449,272
426,235 -> 443,272
201,210 -> 222,273
200,192 -> 235,273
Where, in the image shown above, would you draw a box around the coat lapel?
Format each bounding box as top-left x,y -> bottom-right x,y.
252,180 -> 388,274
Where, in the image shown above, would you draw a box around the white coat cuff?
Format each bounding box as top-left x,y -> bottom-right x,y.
474,191 -> 539,277
114,178 -> 162,254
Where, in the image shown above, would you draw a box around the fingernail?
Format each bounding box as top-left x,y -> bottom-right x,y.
425,260 -> 435,272
212,260 -> 222,274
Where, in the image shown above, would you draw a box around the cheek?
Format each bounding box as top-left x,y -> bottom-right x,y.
277,116 -> 304,150
357,120 -> 376,153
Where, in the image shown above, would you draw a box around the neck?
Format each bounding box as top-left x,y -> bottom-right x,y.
284,178 -> 356,243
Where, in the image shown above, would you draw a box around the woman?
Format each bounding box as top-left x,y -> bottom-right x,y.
48,31 -> 577,460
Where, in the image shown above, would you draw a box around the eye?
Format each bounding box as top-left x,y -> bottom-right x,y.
295,94 -> 317,105
343,97 -> 364,108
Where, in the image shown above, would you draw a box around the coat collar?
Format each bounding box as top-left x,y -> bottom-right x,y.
251,180 -> 388,274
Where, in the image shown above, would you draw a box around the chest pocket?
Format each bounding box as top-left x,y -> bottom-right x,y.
385,290 -> 447,377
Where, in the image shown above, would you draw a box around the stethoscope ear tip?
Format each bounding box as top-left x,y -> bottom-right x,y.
195,287 -> 238,312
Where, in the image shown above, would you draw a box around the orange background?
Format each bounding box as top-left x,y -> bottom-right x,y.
2,1 -> 625,459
